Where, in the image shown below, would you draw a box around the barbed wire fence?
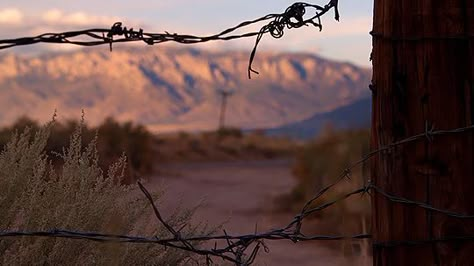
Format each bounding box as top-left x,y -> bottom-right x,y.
2,123 -> 474,265
1,0 -> 474,265
0,1 -> 339,79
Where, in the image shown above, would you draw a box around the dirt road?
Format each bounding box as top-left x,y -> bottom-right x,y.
151,159 -> 369,266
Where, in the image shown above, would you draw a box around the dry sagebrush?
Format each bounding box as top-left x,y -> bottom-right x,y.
0,121 -> 207,265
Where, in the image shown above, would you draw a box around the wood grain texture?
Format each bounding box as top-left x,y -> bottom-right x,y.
371,1 -> 474,265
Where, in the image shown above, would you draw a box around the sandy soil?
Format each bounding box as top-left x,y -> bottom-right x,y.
150,159 -> 370,266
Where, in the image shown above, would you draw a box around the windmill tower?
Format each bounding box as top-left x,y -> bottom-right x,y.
217,89 -> 234,130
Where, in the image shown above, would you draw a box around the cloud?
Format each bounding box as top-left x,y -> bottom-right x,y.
0,6 -> 372,67
0,8 -> 23,25
0,8 -> 124,33
1,8 -> 141,37
0,8 -> 129,54
41,9 -> 121,27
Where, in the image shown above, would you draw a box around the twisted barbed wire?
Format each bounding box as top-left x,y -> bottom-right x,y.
2,123 -> 474,265
0,1 -> 339,79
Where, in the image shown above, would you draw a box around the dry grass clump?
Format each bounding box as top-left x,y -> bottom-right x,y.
0,121 -> 206,265
277,127 -> 371,256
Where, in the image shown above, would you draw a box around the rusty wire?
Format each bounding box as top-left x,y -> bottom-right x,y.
0,1 -> 339,79
2,123 -> 474,265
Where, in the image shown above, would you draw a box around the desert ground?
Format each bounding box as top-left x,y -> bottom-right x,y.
150,159 -> 370,266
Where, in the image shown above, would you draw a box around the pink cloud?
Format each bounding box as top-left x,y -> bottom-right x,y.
41,9 -> 121,27
0,8 -> 23,25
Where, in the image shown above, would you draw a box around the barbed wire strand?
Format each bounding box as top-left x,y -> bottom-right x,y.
3,123 -> 474,264
0,1 -> 339,79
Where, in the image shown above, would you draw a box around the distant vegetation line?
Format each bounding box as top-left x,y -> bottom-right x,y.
0,116 -> 300,183
0,116 -> 154,184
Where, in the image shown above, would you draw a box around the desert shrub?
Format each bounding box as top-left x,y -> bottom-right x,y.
280,128 -> 371,235
216,127 -> 243,139
96,117 -> 155,183
0,117 -> 155,184
0,116 -> 40,145
153,128 -> 296,162
177,131 -> 190,140
242,131 -> 296,158
188,139 -> 207,156
217,144 -> 239,156
0,122 -> 207,265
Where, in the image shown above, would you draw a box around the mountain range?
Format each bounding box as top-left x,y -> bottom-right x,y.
267,97 -> 371,139
0,46 -> 371,134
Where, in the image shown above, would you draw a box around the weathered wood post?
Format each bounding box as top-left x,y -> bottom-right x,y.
371,1 -> 474,265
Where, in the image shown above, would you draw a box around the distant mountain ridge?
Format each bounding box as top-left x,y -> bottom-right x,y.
0,47 -> 371,132
266,97 -> 371,139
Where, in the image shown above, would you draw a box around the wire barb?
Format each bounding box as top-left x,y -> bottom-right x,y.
2,123 -> 474,264
0,1 -> 339,79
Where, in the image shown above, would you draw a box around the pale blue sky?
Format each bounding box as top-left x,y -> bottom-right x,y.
0,0 -> 374,66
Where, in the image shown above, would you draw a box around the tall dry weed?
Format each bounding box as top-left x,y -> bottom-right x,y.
0,121 -> 206,265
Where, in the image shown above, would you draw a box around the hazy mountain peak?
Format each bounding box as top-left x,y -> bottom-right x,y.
0,47 -> 370,132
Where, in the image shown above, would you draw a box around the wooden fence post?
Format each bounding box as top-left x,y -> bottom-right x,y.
371,1 -> 474,265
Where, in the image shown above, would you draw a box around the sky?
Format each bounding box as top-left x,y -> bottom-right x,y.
0,0 -> 374,67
